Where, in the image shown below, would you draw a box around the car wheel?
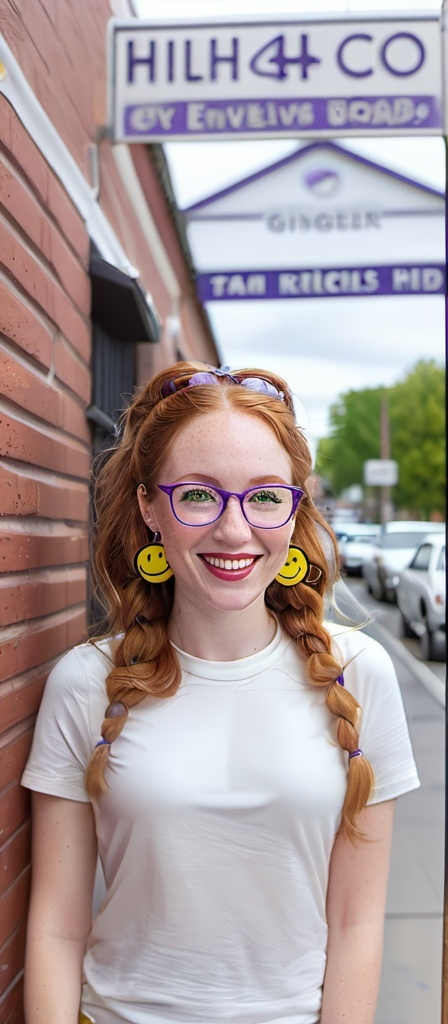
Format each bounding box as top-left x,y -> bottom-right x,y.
401,613 -> 414,639
372,580 -> 385,602
420,624 -> 445,662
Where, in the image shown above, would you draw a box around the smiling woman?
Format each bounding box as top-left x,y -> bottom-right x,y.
21,361 -> 419,1024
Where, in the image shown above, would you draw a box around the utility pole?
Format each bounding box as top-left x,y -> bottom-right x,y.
379,396 -> 390,524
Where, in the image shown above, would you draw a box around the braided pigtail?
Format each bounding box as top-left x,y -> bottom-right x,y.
266,499 -> 374,842
276,586 -> 374,841
85,614 -> 181,798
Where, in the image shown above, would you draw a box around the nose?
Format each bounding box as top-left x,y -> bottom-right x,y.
212,496 -> 253,543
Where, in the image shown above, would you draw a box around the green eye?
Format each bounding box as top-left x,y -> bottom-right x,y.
179,488 -> 217,503
249,489 -> 283,504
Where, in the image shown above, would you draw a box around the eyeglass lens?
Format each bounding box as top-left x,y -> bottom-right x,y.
170,484 -> 295,527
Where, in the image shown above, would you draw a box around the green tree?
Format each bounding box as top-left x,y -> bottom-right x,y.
315,386 -> 384,493
316,360 -> 445,520
389,360 -> 445,519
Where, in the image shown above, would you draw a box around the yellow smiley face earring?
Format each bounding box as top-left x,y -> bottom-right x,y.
134,531 -> 174,584
275,546 -> 322,587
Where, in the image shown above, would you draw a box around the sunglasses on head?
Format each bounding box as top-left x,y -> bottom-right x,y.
160,367 -> 285,401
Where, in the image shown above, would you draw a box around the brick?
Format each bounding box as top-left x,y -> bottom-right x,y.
52,284 -> 91,362
0,463 -> 90,521
47,173 -> 89,263
0,784 -> 29,849
0,869 -> 30,949
0,222 -> 91,362
0,96 -> 88,264
48,224 -> 91,315
0,157 -> 48,247
0,520 -> 89,572
0,972 -> 24,1024
0,279 -> 52,369
0,726 -> 34,791
0,347 -> 62,424
0,97 -> 49,205
0,567 -> 87,626
53,336 -> 91,403
0,409 -> 91,477
0,665 -> 50,734
0,156 -> 90,313
0,607 -> 87,684
60,391 -> 91,444
0,916 -> 27,998
0,824 -> 31,899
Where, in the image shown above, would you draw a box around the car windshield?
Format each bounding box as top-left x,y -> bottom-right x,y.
382,533 -> 429,549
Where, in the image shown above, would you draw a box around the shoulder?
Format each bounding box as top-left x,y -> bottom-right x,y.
48,637 -> 115,681
42,637 -> 115,712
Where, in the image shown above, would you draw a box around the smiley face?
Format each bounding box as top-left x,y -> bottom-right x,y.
135,544 -> 173,583
274,546 -> 309,587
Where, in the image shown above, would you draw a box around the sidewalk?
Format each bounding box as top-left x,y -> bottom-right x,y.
366,620 -> 445,1024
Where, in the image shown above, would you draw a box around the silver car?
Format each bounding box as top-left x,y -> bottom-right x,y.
361,521 -> 445,603
396,532 -> 446,661
338,526 -> 381,576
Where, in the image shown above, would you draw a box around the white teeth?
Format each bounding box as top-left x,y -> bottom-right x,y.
204,556 -> 255,569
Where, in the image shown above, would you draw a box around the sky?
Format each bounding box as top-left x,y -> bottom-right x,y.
132,0 -> 445,449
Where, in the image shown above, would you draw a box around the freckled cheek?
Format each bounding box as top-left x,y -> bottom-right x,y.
159,516 -> 207,564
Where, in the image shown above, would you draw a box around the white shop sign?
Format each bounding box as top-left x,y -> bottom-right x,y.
107,15 -> 442,141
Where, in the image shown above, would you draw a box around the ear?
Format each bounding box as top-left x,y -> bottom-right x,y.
137,484 -> 158,532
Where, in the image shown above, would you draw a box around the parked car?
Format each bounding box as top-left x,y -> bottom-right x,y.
338,525 -> 381,576
396,532 -> 446,661
361,521 -> 445,603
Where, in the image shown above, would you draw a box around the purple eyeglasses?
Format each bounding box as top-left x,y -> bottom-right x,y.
157,482 -> 304,529
160,366 -> 285,401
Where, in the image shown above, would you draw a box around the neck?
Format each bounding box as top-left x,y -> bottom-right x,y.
168,599 -> 277,661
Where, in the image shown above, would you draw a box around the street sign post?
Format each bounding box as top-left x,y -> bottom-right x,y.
107,15 -> 442,142
364,459 -> 399,486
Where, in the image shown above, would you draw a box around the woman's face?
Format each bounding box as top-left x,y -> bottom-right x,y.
138,408 -> 297,617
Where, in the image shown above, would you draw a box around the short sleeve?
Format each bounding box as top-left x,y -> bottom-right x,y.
329,625 -> 420,804
21,644 -> 109,802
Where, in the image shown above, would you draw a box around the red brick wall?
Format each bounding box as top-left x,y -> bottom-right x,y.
0,96 -> 91,1023
0,5 -> 217,1017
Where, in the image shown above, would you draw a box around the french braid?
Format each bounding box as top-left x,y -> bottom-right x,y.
86,361 -> 374,838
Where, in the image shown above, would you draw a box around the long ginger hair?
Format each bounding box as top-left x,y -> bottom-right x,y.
86,361 -> 374,840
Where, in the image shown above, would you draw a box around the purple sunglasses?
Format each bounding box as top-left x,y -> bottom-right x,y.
160,366 -> 285,401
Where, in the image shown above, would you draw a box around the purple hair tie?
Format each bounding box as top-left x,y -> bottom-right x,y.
336,673 -> 345,686
349,748 -> 364,759
95,738 -> 110,748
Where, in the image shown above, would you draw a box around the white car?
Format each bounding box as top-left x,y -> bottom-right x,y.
338,526 -> 381,576
361,521 -> 445,603
396,532 -> 446,661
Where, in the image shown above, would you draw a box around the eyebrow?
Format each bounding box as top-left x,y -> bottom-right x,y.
172,475 -> 292,487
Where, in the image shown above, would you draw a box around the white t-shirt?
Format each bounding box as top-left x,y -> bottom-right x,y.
22,623 -> 419,1024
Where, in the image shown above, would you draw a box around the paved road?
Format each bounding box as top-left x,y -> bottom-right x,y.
343,578 -> 445,1024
